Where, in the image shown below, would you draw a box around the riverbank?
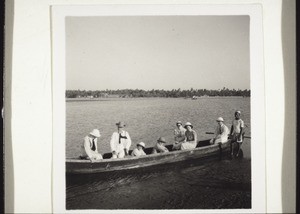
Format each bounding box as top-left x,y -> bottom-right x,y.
66,96 -> 248,102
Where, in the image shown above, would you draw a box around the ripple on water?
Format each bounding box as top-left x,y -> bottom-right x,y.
66,155 -> 251,209
66,98 -> 251,209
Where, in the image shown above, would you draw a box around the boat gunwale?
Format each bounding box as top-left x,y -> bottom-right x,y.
66,140 -> 232,163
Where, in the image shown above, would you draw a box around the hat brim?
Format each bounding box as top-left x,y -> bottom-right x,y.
116,123 -> 126,128
137,144 -> 145,148
184,125 -> 193,129
90,133 -> 100,137
157,140 -> 167,144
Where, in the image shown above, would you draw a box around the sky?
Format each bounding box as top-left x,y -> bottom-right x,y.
66,16 -> 250,91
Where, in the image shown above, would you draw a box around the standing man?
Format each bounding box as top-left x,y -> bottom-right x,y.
209,117 -> 229,145
81,129 -> 103,162
110,121 -> 132,158
172,121 -> 186,150
230,110 -> 245,156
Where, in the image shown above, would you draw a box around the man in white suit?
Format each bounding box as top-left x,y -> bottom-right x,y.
110,121 -> 132,158
81,129 -> 103,162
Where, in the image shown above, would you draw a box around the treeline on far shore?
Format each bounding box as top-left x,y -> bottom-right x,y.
66,88 -> 250,98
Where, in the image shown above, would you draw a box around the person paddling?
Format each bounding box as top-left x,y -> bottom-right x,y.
110,121 -> 132,158
81,129 -> 103,162
229,110 -> 245,157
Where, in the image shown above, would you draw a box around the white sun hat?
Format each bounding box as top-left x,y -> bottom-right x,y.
137,142 -> 146,148
184,122 -> 193,129
216,117 -> 224,122
90,129 -> 101,137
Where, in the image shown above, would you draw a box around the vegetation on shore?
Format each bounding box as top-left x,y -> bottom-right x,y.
66,88 -> 250,98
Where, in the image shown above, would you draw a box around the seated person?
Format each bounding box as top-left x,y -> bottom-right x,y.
181,122 -> 198,150
131,142 -> 146,157
172,121 -> 186,150
210,117 -> 229,145
152,137 -> 169,154
81,129 -> 103,162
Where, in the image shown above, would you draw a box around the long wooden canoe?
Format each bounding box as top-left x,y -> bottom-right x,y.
66,139 -> 236,174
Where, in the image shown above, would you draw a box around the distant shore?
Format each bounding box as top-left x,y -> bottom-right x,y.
66,88 -> 251,99
66,96 -> 248,102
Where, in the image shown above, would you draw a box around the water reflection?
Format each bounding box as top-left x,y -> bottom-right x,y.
66,150 -> 250,210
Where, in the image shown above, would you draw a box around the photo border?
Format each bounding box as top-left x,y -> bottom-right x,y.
51,4 -> 265,213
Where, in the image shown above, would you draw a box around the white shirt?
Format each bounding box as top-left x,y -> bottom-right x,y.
215,124 -> 229,140
174,126 -> 186,143
131,148 -> 146,157
232,119 -> 244,134
110,130 -> 132,153
82,136 -> 102,159
152,143 -> 169,153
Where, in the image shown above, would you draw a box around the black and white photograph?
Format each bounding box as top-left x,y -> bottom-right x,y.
65,15 -> 251,210
51,4 -> 266,213
5,1 -> 297,213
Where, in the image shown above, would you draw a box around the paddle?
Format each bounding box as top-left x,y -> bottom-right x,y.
205,132 -> 251,139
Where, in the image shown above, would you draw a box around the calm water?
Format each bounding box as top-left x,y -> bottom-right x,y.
66,97 -> 251,209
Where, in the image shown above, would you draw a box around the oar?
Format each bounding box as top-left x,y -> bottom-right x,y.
205,132 -> 251,139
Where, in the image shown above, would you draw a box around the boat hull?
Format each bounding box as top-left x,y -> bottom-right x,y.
66,140 -> 235,174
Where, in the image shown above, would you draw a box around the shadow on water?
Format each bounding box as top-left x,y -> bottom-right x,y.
66,150 -> 251,210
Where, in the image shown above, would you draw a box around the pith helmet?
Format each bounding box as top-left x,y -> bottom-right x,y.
216,117 -> 224,122
137,142 -> 146,148
90,129 -> 101,137
176,121 -> 183,125
157,137 -> 167,144
184,122 -> 193,129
